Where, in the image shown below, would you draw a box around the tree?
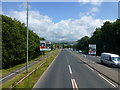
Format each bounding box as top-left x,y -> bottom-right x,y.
2,15 -> 45,69
75,19 -> 120,55
76,36 -> 90,53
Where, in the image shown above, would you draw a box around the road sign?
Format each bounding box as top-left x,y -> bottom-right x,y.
88,44 -> 96,55
40,41 -> 51,51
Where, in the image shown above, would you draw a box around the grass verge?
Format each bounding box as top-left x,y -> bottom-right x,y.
2,49 -> 61,89
1,50 -> 54,77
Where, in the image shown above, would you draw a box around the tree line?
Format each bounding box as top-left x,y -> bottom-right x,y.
2,15 -> 45,69
75,19 -> 120,55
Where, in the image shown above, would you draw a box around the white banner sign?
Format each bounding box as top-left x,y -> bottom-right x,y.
40,41 -> 51,51
88,44 -> 96,55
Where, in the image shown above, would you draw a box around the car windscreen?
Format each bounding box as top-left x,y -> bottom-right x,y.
112,57 -> 120,61
40,43 -> 45,46
46,44 -> 51,48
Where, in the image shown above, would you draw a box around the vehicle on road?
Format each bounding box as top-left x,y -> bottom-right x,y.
100,53 -> 120,67
78,50 -> 82,53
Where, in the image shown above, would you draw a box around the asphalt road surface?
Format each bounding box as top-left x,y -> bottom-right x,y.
74,51 -> 120,71
1,51 -> 55,83
33,49 -> 118,89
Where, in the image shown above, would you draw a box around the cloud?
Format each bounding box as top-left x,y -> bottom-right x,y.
103,19 -> 116,23
91,7 -> 99,13
80,7 -> 99,17
78,0 -> 103,6
7,10 -> 107,42
18,2 -> 31,10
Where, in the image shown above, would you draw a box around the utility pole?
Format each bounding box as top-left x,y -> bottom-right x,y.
26,0 -> 29,73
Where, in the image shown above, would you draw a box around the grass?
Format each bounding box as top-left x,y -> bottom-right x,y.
1,50 -> 54,77
2,49 -> 61,89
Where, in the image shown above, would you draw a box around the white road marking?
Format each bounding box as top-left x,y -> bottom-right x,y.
68,65 -> 72,74
86,65 -> 95,71
1,51 -> 57,82
98,74 -> 116,87
71,79 -> 78,90
0,73 -> 14,82
0,67 -> 26,82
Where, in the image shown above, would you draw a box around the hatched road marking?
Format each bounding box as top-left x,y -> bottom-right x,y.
71,79 -> 78,90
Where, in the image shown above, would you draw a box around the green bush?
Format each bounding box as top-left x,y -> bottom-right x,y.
2,15 -> 45,69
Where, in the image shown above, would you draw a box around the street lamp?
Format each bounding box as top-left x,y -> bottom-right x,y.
26,0 -> 29,73
118,1 -> 120,19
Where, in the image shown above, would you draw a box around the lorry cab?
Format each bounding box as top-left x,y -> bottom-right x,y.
100,53 -> 120,67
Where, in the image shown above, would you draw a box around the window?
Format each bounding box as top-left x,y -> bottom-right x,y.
112,57 -> 120,61
40,43 -> 45,46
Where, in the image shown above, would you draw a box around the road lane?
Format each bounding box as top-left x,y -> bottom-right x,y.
65,50 -> 116,88
33,50 -> 72,88
33,49 -> 117,89
75,51 -> 119,70
71,50 -> 119,85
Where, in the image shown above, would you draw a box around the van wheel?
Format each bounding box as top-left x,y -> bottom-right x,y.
111,64 -> 115,68
100,60 -> 103,63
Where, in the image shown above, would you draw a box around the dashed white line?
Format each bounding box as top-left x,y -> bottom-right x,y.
86,65 -> 95,71
68,65 -> 72,74
98,74 -> 116,87
71,79 -> 78,90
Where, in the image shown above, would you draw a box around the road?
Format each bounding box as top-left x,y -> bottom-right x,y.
74,50 -> 101,63
1,51 -> 55,83
33,49 -> 118,89
74,51 -> 120,71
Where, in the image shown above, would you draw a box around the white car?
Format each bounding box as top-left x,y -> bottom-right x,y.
78,50 -> 82,53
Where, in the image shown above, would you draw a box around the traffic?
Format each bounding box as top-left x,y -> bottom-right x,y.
70,48 -> 120,68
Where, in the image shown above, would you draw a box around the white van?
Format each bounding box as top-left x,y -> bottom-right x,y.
100,53 -> 120,67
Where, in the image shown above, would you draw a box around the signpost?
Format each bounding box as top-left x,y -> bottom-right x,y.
88,44 -> 96,55
40,41 -> 51,51
40,41 -> 51,58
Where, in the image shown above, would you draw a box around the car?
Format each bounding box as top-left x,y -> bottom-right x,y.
78,50 -> 82,53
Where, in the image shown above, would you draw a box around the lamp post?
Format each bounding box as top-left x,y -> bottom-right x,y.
118,1 -> 120,19
26,0 -> 29,73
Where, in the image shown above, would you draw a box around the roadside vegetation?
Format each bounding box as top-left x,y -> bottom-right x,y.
2,49 -> 61,89
74,19 -> 120,55
2,15 -> 45,69
1,50 -> 53,76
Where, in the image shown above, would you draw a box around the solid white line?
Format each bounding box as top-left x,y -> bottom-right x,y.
33,50 -> 61,88
71,79 -> 78,90
0,66 -> 26,82
0,73 -> 14,82
68,65 -> 72,74
86,65 -> 95,71
98,74 -> 116,87
1,51 -> 59,82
